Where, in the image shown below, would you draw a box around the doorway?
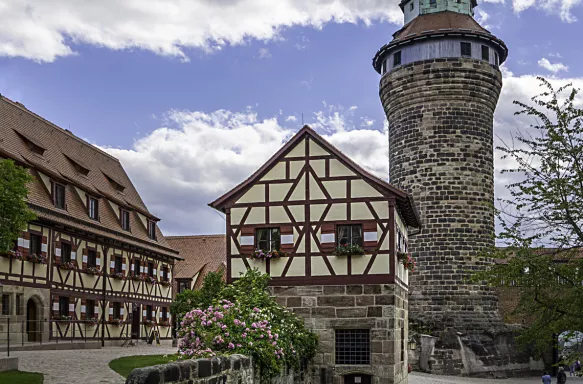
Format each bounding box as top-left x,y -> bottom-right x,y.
344,374 -> 372,384
131,304 -> 141,339
26,298 -> 38,342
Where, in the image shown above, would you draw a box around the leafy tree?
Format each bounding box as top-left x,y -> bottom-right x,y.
0,159 -> 36,253
474,78 -> 583,359
170,271 -> 225,319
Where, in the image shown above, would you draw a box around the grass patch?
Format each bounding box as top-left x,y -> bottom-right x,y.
109,354 -> 176,378
0,370 -> 43,384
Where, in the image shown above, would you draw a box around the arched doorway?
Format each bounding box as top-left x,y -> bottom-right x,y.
26,298 -> 38,342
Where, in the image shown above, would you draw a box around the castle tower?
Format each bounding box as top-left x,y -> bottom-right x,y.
372,0 -> 529,376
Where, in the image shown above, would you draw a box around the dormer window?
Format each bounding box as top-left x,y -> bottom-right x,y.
120,209 -> 131,231
103,172 -> 125,193
88,197 -> 99,220
148,220 -> 157,240
53,183 -> 66,209
65,155 -> 90,177
14,130 -> 45,156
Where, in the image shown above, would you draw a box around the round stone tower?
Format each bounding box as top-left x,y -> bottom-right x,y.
373,0 -> 529,376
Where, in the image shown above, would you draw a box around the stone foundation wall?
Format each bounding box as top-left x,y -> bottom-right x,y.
0,286 -> 50,345
126,355 -> 254,384
271,283 -> 408,384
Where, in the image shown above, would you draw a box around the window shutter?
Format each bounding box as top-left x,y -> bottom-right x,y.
110,256 -> 115,275
81,298 -> 86,320
109,305 -> 113,321
280,226 -> 294,252
320,223 -> 336,253
363,221 -> 378,250
240,227 -> 255,254
82,249 -> 87,270
69,299 -> 75,317
55,241 -> 61,264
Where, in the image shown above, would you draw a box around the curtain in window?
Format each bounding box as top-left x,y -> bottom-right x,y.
351,226 -> 363,246
257,229 -> 269,251
338,226 -> 349,246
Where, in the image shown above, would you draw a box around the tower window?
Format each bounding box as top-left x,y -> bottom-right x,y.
410,2 -> 414,10
430,0 -> 437,7
382,60 -> 387,74
495,53 -> 499,66
481,45 -> 489,61
393,51 -> 402,67
461,42 -> 472,57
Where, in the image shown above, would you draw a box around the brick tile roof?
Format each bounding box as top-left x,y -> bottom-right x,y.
166,235 -> 226,282
0,95 -> 179,259
393,12 -> 489,41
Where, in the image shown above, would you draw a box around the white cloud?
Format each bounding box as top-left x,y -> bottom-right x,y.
0,0 -> 404,63
104,105 -> 387,235
285,116 -> 298,122
512,0 -> 581,21
258,48 -> 272,59
537,57 -> 569,73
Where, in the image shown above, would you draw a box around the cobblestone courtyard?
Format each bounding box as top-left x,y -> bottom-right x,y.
3,346 -> 578,384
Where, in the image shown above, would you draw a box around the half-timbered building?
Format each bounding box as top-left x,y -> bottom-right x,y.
210,126 -> 421,384
167,235 -> 226,294
0,95 -> 180,344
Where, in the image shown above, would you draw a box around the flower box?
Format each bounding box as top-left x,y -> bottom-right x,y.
131,274 -> 144,282
143,320 -> 156,327
249,249 -> 286,261
87,315 -> 100,327
159,280 -> 171,287
334,244 -> 365,256
398,252 -> 416,273
112,272 -> 125,280
145,276 -> 158,285
29,254 -> 47,264
109,318 -> 126,327
56,315 -> 72,323
84,266 -> 101,276
59,261 -> 76,270
159,320 -> 171,327
3,250 -> 24,261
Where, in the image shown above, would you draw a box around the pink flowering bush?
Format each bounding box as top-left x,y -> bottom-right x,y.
176,269 -> 317,383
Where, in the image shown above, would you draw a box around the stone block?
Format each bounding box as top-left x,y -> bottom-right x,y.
367,306 -> 383,318
286,296 -> 302,307
323,286 -> 346,295
336,307 -> 368,318
274,286 -> 298,296
364,285 -> 382,294
297,286 -> 323,295
346,285 -> 363,295
318,296 -> 354,307
356,296 -> 374,306
302,296 -> 317,307
312,307 -> 336,318
198,359 -> 212,378
162,363 -> 180,382
375,295 -> 395,306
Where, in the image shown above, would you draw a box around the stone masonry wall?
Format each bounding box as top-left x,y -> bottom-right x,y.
381,58 -> 502,332
126,355 -> 253,384
271,284 -> 409,384
380,58 -> 533,375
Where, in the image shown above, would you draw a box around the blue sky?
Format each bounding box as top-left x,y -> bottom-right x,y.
0,0 -> 582,235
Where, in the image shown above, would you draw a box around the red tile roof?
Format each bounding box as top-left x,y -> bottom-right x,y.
166,235 -> 226,285
0,95 -> 179,259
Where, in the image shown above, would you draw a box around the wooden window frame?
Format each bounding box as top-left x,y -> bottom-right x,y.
61,242 -> 72,263
177,279 -> 191,294
146,305 -> 153,321
120,209 -> 131,231
161,266 -> 169,282
393,51 -> 402,67
112,302 -> 121,320
162,307 -> 168,322
134,259 -> 141,276
59,296 -> 69,318
481,45 -> 489,61
255,228 -> 281,252
148,262 -> 154,278
148,220 -> 157,240
114,256 -> 123,274
30,233 -> 42,256
336,224 -> 363,247
53,183 -> 66,209
87,249 -> 97,268
86,299 -> 95,318
461,42 -> 472,57
88,197 -> 99,221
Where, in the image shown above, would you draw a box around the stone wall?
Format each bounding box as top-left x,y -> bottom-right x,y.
126,355 -> 253,384
380,58 -> 532,375
271,283 -> 408,384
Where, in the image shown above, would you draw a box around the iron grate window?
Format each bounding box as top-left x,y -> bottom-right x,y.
335,329 -> 370,365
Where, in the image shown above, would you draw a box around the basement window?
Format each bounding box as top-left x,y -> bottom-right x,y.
335,329 -> 370,365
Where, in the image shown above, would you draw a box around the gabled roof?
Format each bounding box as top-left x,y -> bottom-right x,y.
210,125 -> 421,228
0,95 -> 179,259
166,235 -> 226,285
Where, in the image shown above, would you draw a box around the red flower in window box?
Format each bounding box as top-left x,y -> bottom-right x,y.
249,249 -> 286,261
58,261 -> 76,270
398,252 -> 416,273
145,276 -> 158,285
111,272 -> 125,280
334,244 -> 365,256
143,319 -> 156,327
29,253 -> 47,264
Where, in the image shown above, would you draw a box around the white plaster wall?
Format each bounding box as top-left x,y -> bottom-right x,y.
108,200 -> 120,218
329,159 -> 355,177
270,183 -> 292,201
309,139 -> 330,156
351,180 -> 382,198
322,180 -> 346,199
237,185 -> 266,204
351,203 -> 374,220
289,161 -> 303,179
311,160 -> 326,177
74,186 -> 88,207
261,162 -> 286,181
288,206 -> 304,222
269,206 -> 289,223
285,141 -> 305,158
309,176 -> 327,200
38,172 -> 52,193
326,204 -> 347,221
289,176 -> 306,201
